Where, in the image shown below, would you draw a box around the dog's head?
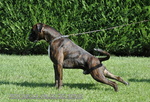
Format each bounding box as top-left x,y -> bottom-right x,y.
29,23 -> 45,42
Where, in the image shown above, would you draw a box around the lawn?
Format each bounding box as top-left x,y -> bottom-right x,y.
0,54 -> 150,102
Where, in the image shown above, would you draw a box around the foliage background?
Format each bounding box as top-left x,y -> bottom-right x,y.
0,0 -> 150,56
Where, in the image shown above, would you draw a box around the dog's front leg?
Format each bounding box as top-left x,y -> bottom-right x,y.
54,65 -> 58,87
54,63 -> 63,89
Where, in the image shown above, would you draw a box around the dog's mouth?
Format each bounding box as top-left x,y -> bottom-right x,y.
29,37 -> 36,42
29,38 -> 38,43
33,40 -> 38,43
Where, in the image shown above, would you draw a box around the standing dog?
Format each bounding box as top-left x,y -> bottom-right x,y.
29,23 -> 128,91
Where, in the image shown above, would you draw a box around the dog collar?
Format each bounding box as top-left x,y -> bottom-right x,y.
83,63 -> 103,74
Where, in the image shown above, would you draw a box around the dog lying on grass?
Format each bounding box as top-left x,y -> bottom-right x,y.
29,23 -> 129,91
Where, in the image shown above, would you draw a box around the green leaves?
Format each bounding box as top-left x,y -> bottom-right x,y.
0,0 -> 150,56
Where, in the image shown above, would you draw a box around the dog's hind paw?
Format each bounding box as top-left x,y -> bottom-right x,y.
125,82 -> 130,86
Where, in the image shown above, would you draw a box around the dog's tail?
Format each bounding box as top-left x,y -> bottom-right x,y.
94,48 -> 110,62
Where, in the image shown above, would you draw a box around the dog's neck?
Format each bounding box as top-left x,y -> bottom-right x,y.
49,35 -> 69,44
43,25 -> 69,44
43,26 -> 62,43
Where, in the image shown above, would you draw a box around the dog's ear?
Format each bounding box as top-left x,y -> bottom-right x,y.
36,23 -> 43,33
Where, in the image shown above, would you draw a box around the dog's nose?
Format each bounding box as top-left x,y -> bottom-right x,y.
28,35 -> 33,41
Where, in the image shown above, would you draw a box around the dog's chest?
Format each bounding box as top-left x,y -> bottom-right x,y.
48,45 -> 50,58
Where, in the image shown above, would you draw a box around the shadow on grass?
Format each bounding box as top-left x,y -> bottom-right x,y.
0,81 -> 54,87
0,81 -> 107,90
64,83 -> 98,90
128,79 -> 150,83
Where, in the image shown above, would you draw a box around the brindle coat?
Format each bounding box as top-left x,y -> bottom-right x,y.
29,23 -> 128,91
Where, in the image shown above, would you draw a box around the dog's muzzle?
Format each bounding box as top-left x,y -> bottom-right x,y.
29,34 -> 38,42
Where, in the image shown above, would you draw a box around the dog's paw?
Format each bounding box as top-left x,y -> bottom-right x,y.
55,83 -> 58,87
125,82 -> 130,86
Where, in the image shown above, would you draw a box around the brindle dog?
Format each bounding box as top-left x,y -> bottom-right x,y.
29,23 -> 128,91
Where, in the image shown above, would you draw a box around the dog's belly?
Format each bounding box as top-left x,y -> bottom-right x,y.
63,59 -> 85,69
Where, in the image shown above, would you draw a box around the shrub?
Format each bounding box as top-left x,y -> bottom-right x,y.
0,0 -> 150,56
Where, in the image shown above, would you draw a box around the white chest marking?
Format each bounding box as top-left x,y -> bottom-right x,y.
48,45 -> 50,59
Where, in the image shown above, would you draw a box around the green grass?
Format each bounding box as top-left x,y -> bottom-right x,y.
0,54 -> 150,102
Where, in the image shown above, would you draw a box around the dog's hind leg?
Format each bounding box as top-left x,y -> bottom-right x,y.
90,68 -> 118,92
104,69 -> 129,85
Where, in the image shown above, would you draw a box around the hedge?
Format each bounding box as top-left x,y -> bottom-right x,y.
0,0 -> 150,56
